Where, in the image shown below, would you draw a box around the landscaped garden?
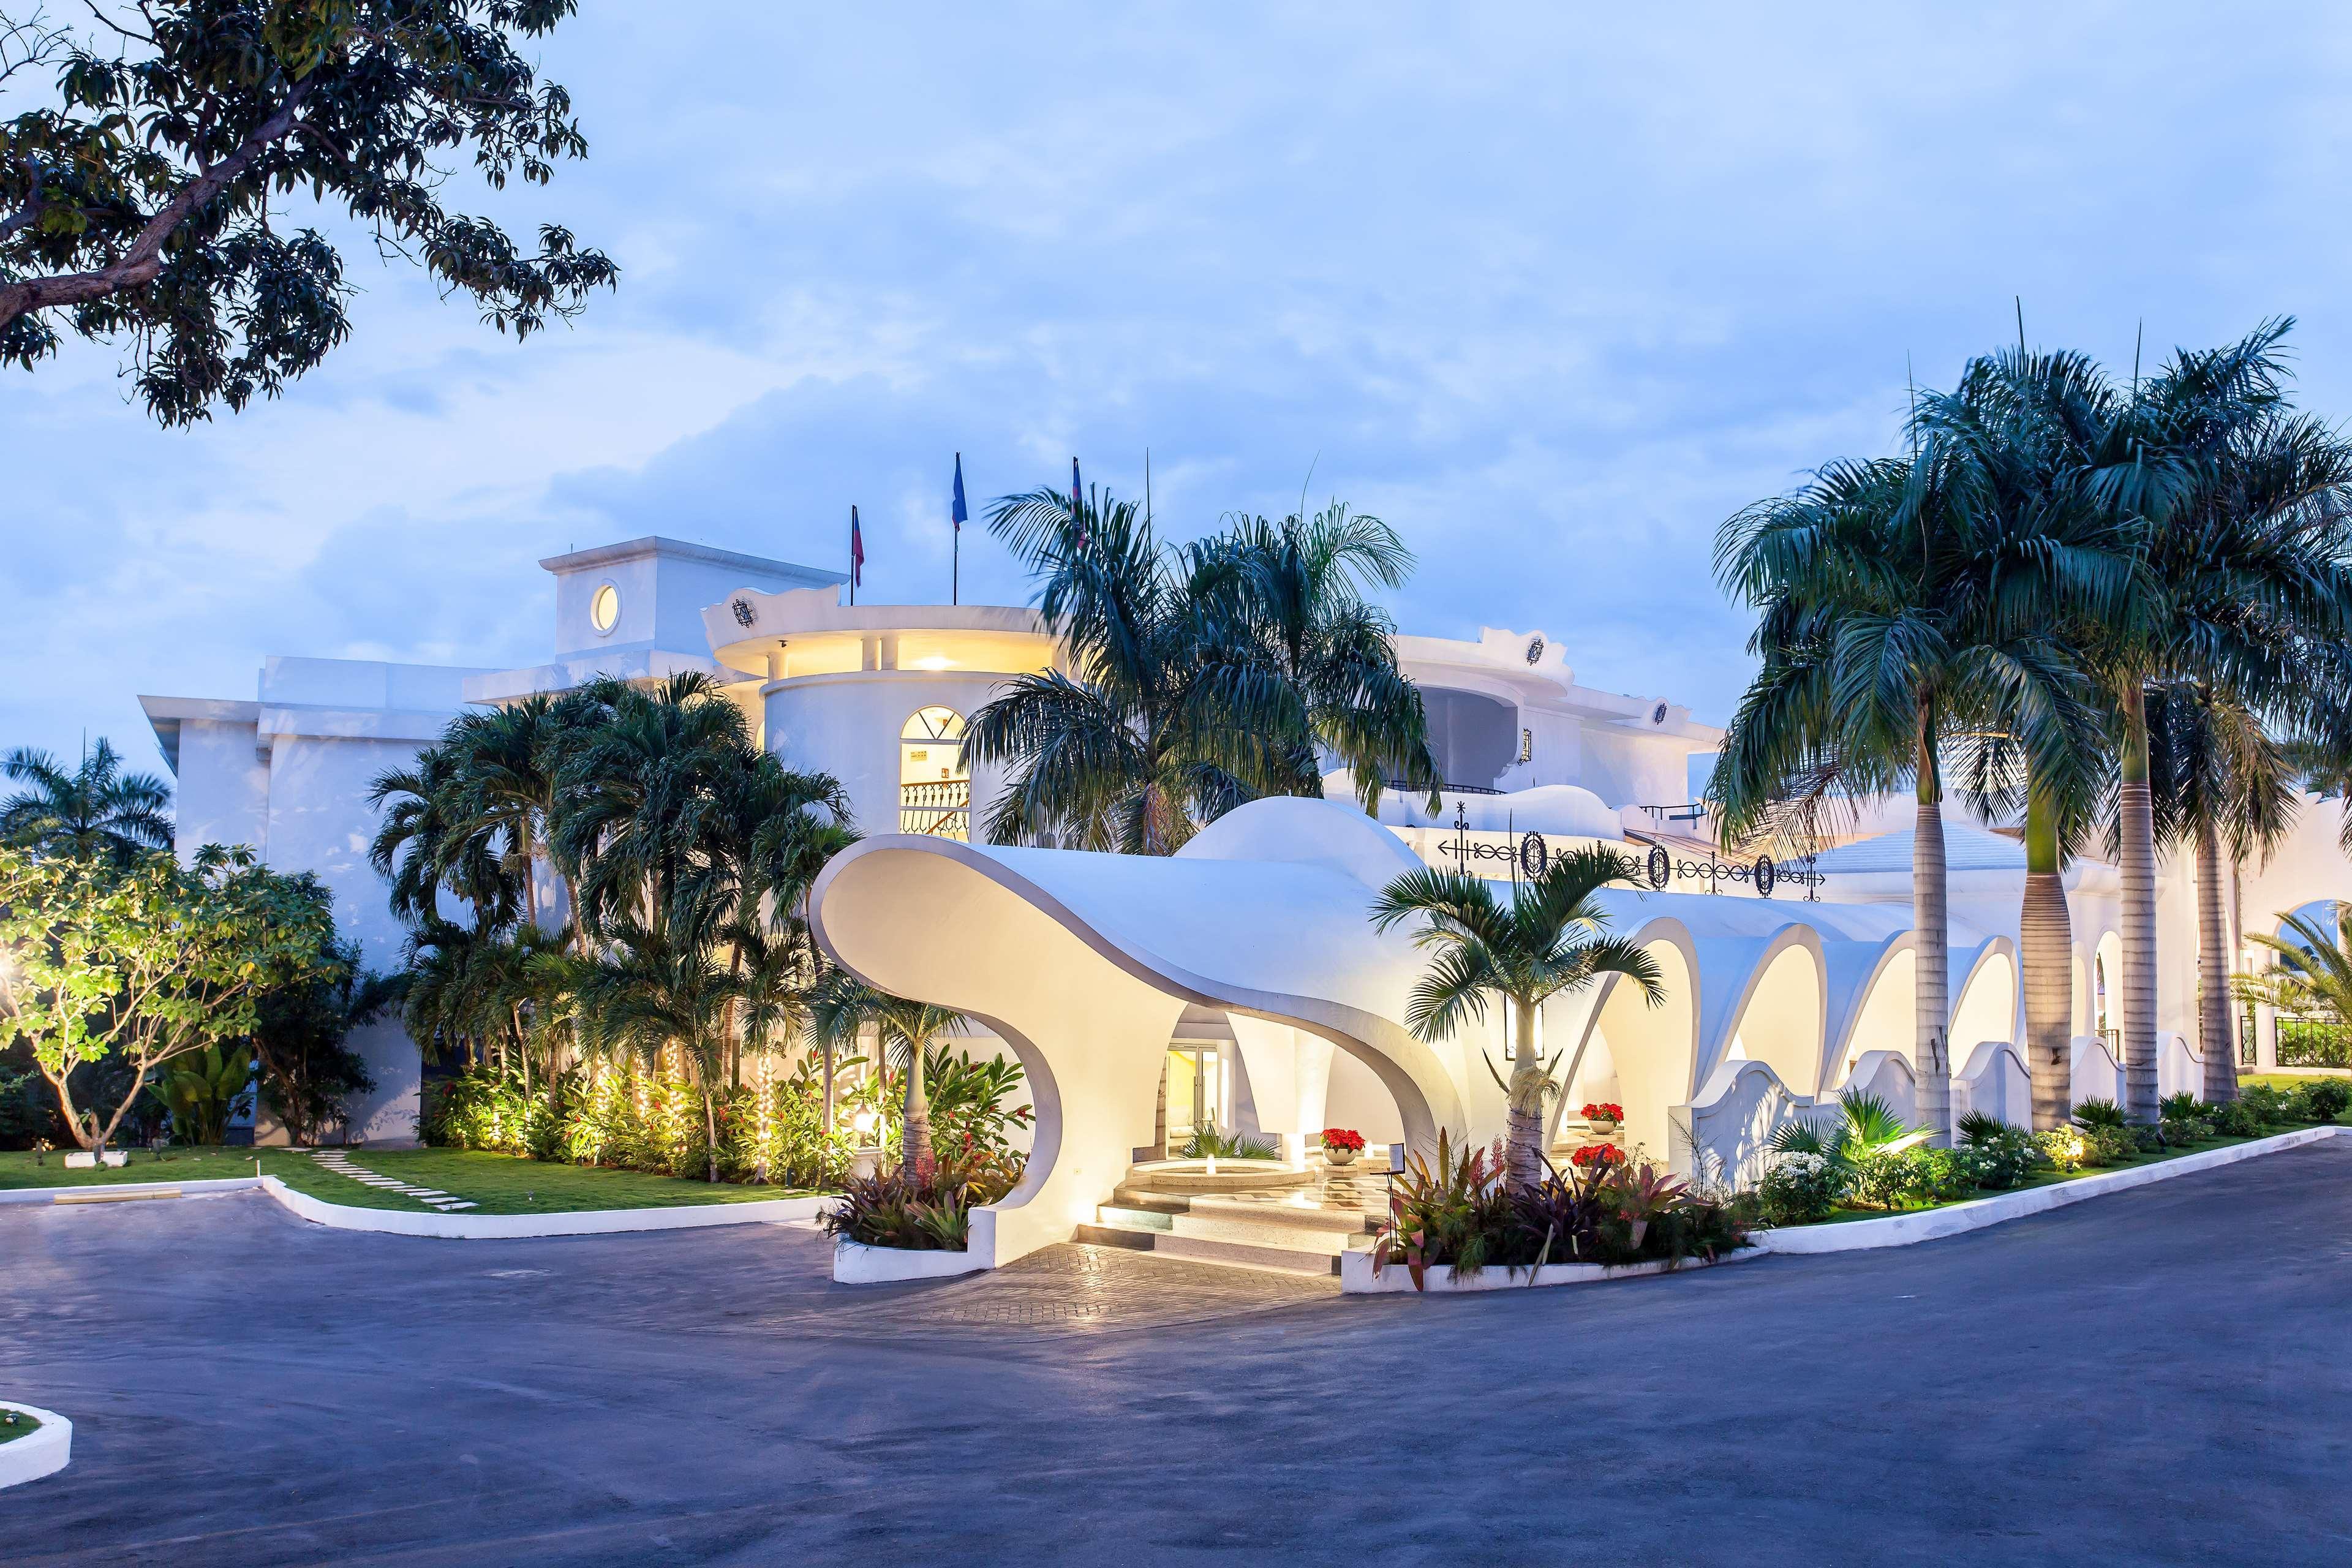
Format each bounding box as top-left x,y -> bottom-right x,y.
1747,1079 -> 2352,1229
0,1408 -> 38,1446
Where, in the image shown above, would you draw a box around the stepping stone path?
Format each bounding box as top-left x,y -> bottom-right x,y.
303,1150 -> 477,1210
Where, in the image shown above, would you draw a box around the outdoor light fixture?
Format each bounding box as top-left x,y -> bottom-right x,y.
912,654 -> 954,671
851,1110 -> 878,1139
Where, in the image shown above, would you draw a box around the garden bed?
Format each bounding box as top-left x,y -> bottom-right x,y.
832,1237 -> 989,1284
1758,1125 -> 2345,1253
0,1403 -> 71,1491
1340,1242 -> 1760,1294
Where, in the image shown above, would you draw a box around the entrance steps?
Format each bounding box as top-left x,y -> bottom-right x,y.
1079,1172 -> 1382,1277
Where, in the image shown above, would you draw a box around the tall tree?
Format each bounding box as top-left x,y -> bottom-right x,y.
807,973 -> 970,1172
1200,502 -> 1442,810
1,737 -> 173,864
2095,322 -> 2352,1120
1904,345 -> 2135,1129
2146,680 -> 2300,1101
967,484 -> 1297,853
1712,456 -> 2087,1144
1369,846 -> 1662,1191
0,0 -> 615,424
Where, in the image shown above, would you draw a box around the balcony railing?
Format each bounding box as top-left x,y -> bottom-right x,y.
900,779 -> 971,840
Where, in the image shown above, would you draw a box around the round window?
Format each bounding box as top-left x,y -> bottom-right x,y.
590,582 -> 620,634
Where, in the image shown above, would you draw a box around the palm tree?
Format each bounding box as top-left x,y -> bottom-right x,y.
442,695 -> 569,935
2146,680 -> 2300,1101
967,483 -> 1298,853
571,888 -> 739,1182
2095,321 -> 2352,1120
1,738 -> 173,864
1200,502 -> 1442,810
2235,903 -> 2352,1044
807,973 -> 972,1170
1369,846 -> 1662,1191
1711,454 -> 2089,1144
1904,345 -> 2136,1129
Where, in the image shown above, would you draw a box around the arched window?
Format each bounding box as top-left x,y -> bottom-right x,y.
900,707 -> 970,840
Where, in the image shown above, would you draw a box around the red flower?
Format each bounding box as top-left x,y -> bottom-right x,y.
1319,1128 -> 1366,1152
1580,1102 -> 1624,1123
1570,1143 -> 1625,1169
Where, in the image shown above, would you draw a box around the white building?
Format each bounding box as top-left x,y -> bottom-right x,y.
140,534 -> 2351,1272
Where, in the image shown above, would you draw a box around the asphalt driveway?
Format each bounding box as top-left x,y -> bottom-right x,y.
4,1141 -> 2349,1566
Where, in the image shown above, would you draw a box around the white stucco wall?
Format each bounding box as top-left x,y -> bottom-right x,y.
764,669 -> 1018,842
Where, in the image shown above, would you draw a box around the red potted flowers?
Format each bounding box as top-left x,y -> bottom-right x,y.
1570,1142 -> 1625,1170
1581,1101 -> 1623,1136
1320,1127 -> 1367,1167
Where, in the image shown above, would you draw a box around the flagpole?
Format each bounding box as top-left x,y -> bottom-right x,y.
952,451 -> 963,606
849,504 -> 858,605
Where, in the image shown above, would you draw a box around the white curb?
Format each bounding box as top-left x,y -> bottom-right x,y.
832,1237 -> 990,1284
0,1403 -> 71,1490
258,1177 -> 829,1238
1340,1242 -> 1763,1294
1755,1124 -> 2348,1254
0,1177 -> 263,1207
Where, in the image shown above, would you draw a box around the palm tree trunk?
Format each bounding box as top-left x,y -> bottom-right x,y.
2195,812 -> 2239,1104
2021,779 -> 2073,1129
1504,994 -> 1547,1191
1913,729 -> 1952,1148
703,1084 -> 720,1183
2117,683 -> 2162,1123
903,1035 -> 933,1171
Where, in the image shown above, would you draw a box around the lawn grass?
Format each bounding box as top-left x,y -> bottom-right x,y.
0,1145 -> 821,1215
333,1149 -> 818,1215
0,1409 -> 39,1446
2239,1071 -> 2352,1091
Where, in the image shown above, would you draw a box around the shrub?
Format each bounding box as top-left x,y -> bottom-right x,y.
1901,1147 -> 1982,1204
1846,1147 -> 1917,1210
2211,1098 -> 2267,1138
2160,1091 -> 2202,1122
1371,1132 -> 1514,1284
820,1148 -> 1020,1252
2239,1083 -> 2290,1123
2079,1125 -> 2139,1166
2037,1125 -> 2089,1172
1757,1150 -> 1845,1225
1956,1118 -> 2043,1189
2071,1098 -> 2128,1131
1182,1121 -> 1280,1160
2294,1079 -> 2351,1121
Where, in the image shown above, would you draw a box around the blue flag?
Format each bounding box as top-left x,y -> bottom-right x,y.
952,453 -> 967,532
1071,455 -> 1082,511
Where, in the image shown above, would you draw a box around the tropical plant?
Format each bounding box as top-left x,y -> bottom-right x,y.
0,1 -> 616,424
1,739 -> 173,865
0,843 -> 336,1150
146,1042 -> 253,1145
2070,1096 -> 2128,1131
2236,906 -> 2352,1056
1370,845 -> 1662,1190
2091,323 -> 2352,1121
1768,1089 -> 1918,1165
1710,440 -> 2099,1144
1370,1130 -> 1513,1287
966,483 -> 1303,853
1180,1121 -> 1279,1161
806,974 -> 971,1170
1194,502 -> 1443,810
1756,1150 -> 1845,1224
819,1148 -> 1022,1253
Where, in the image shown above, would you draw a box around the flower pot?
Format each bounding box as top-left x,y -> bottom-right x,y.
1324,1145 -> 1359,1167
1588,1120 -> 1619,1139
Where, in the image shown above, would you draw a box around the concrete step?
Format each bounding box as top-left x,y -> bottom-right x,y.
1073,1223 -> 1155,1251
1106,1186 -> 1193,1213
1167,1213 -> 1355,1254
1152,1233 -> 1343,1277
1096,1204 -> 1175,1232
1182,1194 -> 1374,1237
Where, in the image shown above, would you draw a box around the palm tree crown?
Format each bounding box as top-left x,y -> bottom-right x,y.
1370,846 -> 1661,1190
1,737 -> 174,864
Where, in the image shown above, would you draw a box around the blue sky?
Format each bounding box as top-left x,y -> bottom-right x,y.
9,3 -> 2352,772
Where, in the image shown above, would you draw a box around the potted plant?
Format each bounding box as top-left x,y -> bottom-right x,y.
1320,1127 -> 1367,1167
1569,1141 -> 1625,1171
1581,1101 -> 1623,1136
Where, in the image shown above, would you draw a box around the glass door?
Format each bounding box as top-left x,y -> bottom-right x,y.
1165,1045 -> 1223,1147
